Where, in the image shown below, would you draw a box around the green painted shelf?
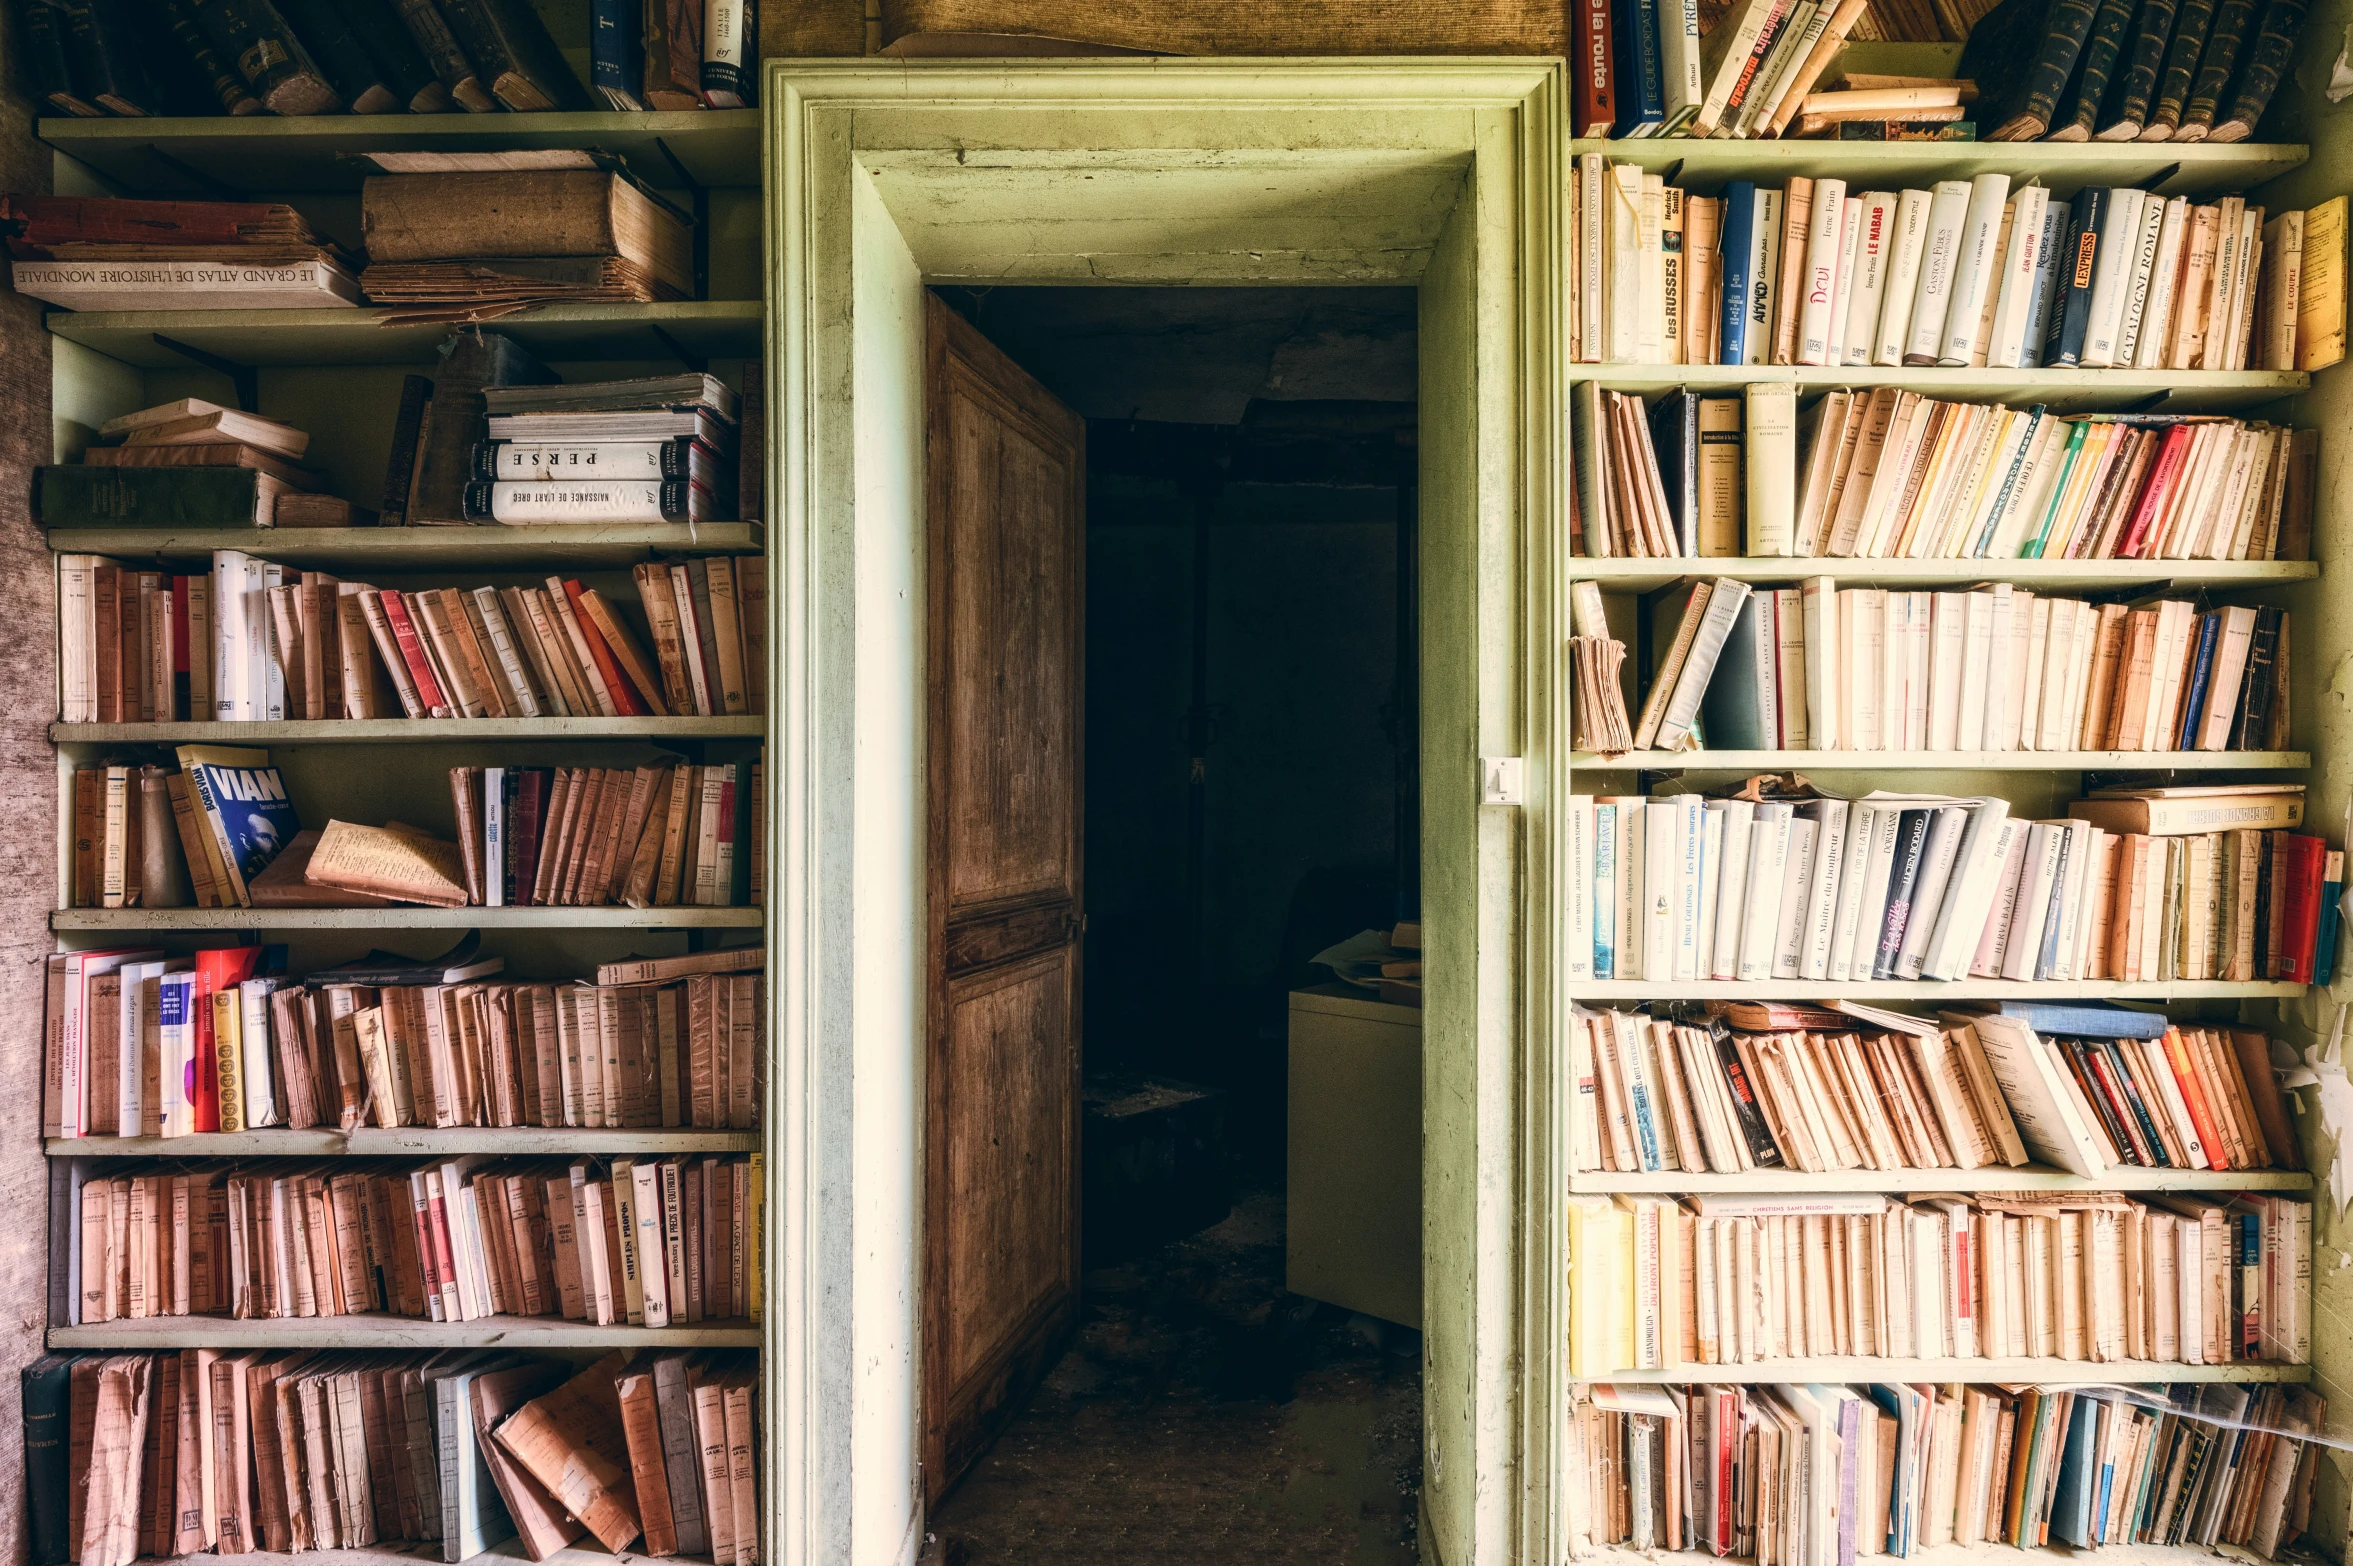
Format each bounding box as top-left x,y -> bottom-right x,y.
1566,557 -> 2320,591
1575,363 -> 2306,414
46,299 -> 764,368
1567,137 -> 2308,197
1571,749 -> 2310,770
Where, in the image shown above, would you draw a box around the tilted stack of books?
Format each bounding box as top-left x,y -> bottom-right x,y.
1615,579 -> 2293,753
23,1346 -> 760,1565
467,374 -> 738,524
1571,999 -> 2305,1175
450,759 -> 763,910
1560,784 -> 2337,983
39,400 -> 361,531
2,196 -> 361,311
1565,1381 -> 2326,1560
1569,161 -> 2346,372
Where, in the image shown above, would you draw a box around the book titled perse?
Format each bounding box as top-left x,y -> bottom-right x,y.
1570,157 -> 2346,374
1570,1382 -> 2326,1565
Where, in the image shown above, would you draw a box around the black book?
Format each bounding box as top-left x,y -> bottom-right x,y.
156,0 -> 260,112
2098,1038 -> 2174,1165
2229,603 -> 2283,748
379,372 -> 433,523
2143,0 -> 2217,135
1708,1021 -> 1786,1167
19,0 -> 104,114
181,0 -> 340,112
273,0 -> 396,109
2208,0 -> 2308,139
1647,389 -> 1699,558
1873,808 -> 1933,980
2178,0 -> 2259,135
1962,0 -> 2103,140
435,0 -> 590,111
59,0 -> 158,113
23,1353 -> 79,1566
389,0 -> 494,110
2049,186 -> 2110,365
342,0 -> 448,110
2049,0 -> 2142,138
2096,0 -> 2178,138
2252,832 -> 2277,974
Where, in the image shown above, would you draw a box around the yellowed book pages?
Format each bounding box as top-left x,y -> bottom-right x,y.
304,820 -> 469,907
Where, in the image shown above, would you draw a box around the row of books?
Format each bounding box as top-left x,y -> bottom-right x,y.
1572,165 -> 2344,372
448,762 -> 760,911
1570,1000 -> 2303,1176
1567,1187 -> 2310,1372
463,372 -> 739,521
59,549 -> 762,725
61,1152 -> 762,1327
1965,0 -> 2308,144
1565,1381 -> 2324,1560
26,1346 -> 758,1565
44,941 -> 760,1139
17,0 -> 751,122
1614,580 -> 2293,753
1568,0 -> 1912,140
1561,785 -> 2335,985
1575,387 -> 2317,562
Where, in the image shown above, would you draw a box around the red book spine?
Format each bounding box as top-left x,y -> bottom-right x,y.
515,770 -> 546,907
2117,424 -> 2193,558
170,578 -> 191,721
377,592 -> 450,716
2278,834 -> 2327,983
562,579 -> 648,717
1575,0 -> 1616,136
2160,1027 -> 2231,1169
1,194 -> 293,251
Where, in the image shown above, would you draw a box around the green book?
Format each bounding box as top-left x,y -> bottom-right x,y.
37,465 -> 279,528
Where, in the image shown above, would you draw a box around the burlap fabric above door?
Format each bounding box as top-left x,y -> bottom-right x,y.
876,0 -> 1567,54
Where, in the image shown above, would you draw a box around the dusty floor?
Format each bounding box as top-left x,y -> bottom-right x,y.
929,1189 -> 1423,1564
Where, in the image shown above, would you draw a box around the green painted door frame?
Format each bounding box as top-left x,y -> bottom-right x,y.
762,58 -> 1570,1565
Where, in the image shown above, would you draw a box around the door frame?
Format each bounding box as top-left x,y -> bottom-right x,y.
763,57 -> 1569,1566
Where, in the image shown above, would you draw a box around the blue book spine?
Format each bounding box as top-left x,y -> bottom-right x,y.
2020,203 -> 2068,368
2052,187 -> 2111,367
1595,805 -> 1617,979
588,0 -> 641,104
1991,1001 -> 2170,1038
1629,1077 -> 1663,1169
1719,183 -> 1758,365
2241,1212 -> 2261,1354
1618,0 -> 1667,133
2177,612 -> 2222,748
2315,852 -> 2343,984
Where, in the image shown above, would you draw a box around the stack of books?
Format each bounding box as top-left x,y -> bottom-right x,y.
38,400 -> 359,532
1560,785 -> 2337,985
1567,1184 -> 2310,1372
61,1153 -> 763,1328
23,1346 -> 759,1563
1577,388 -> 2318,562
1572,999 -> 2304,1175
1964,0 -> 2312,143
1613,579 -> 2293,754
1570,162 -> 2345,372
358,155 -> 696,317
451,760 -> 761,910
2,196 -> 361,311
466,374 -> 738,523
1566,1381 -> 2325,1559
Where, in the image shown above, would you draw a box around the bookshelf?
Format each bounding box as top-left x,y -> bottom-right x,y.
1549,118 -> 2328,1561
35,103 -> 771,1566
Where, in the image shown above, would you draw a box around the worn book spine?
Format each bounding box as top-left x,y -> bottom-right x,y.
590,0 -> 644,107
20,0 -> 101,116
1574,0 -> 1616,134
1994,0 -> 2102,139
157,0 -> 262,112
59,0 -> 157,115
435,0 -> 589,110
2178,0 -> 2261,138
179,0 -> 342,112
2209,0 -> 2309,139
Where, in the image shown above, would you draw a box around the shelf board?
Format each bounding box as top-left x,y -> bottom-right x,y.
49,1313 -> 761,1350
1589,1357 -> 2310,1385
1566,137 -> 2308,198
1567,557 -> 2321,592
1575,1542 -> 2298,1566
54,717 -> 765,745
40,523 -> 761,568
52,906 -> 763,931
1567,978 -> 2303,998
1571,1167 -> 2315,1194
50,1128 -> 762,1157
38,110 -> 759,193
1572,750 -> 2310,770
47,300 -> 763,368
1574,363 -> 2307,414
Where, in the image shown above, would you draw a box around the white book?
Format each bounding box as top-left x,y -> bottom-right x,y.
1939,173 -> 2012,365
1735,0 -> 1822,137
1747,188 -> 1784,367
1801,574 -> 1840,749
1874,189 -> 1934,366
1905,591 -> 1935,747
1978,585 -> 2018,746
1842,804 -> 1907,981
1636,174 -> 1666,364
1737,803 -> 1794,982
1662,0 -> 1705,128
1825,803 -> 1881,985
2047,817 -> 2095,979
1742,387 -> 1797,557
2135,196 -> 2193,370
1985,186 -> 2050,369
1797,800 -> 1849,979
1999,821 -> 2064,980
1770,817 -> 1818,980
211,551 -> 265,722
1843,191 -> 1901,367
1612,799 -> 1646,978
1709,800 -> 1757,980
1926,592 -> 1966,749
2113,190 -> 2171,367
1968,1013 -> 2109,1177
1894,804 -> 1970,978
1670,793 -> 1707,982
1903,180 -> 1975,364
1645,799 -> 1681,981
1825,198 -> 1865,367
2227,205 -> 2263,370
1983,416 -> 2059,559
1922,808 -> 2019,980
10,257 -> 362,311
1956,589 -> 1996,747
1971,824 -> 2032,976
1848,588 -> 1884,750
1564,794 -> 1596,982
1658,580 -> 1755,747
2080,188 -> 2147,367
1695,802 -> 1728,979
1579,154 -> 1608,363
1798,177 -> 1849,366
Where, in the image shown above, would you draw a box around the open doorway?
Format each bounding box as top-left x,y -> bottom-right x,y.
922,285 -> 1425,1562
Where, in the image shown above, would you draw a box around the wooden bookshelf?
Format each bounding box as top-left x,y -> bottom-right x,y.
1570,558 -> 2320,591
50,1129 -> 762,1157
39,525 -> 763,569
51,907 -> 764,931
45,300 -> 764,368
53,717 -> 765,744
1576,1166 -> 2316,1194
1584,1358 -> 2313,1385
49,1314 -> 762,1350
1566,137 -> 2309,195
1584,363 -> 2307,412
1571,749 -> 2312,770
1565,977 -> 2304,998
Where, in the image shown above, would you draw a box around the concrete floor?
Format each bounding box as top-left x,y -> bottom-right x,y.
929,1189 -> 1423,1564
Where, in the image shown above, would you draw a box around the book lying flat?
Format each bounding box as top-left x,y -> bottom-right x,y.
12,257 -> 362,311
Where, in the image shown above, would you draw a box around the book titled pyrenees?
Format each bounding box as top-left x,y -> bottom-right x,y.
174,745 -> 298,908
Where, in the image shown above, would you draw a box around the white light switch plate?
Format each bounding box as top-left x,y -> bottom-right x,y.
1480,756 -> 1525,806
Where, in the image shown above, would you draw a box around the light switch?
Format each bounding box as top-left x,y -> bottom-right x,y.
1480,756 -> 1525,806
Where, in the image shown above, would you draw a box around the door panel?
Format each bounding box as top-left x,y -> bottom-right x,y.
923,291 -> 1085,1503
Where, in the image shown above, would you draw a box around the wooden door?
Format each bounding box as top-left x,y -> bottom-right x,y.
922,292 -> 1086,1502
